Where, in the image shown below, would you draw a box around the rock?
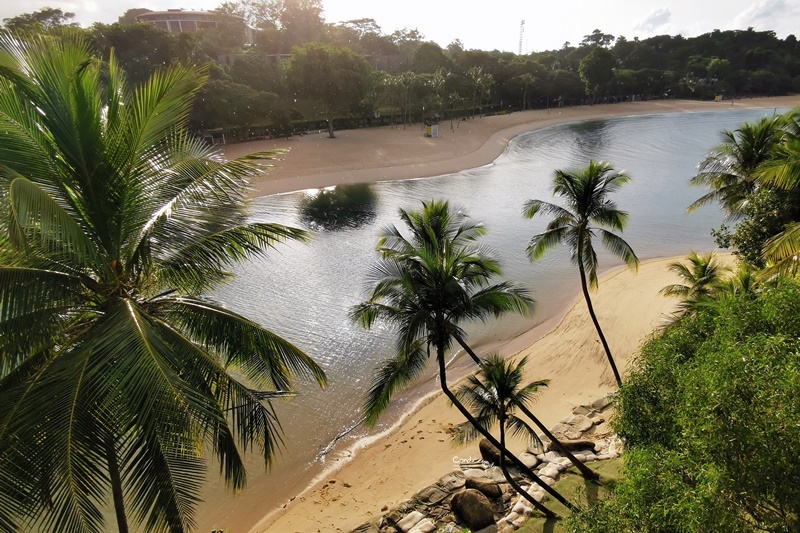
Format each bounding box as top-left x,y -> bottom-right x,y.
503,511 -> 519,522
592,395 -> 613,411
396,511 -> 424,532
538,475 -> 556,486
538,464 -> 560,479
351,523 -> 380,533
474,525 -> 498,533
466,477 -> 503,499
478,438 -> 502,466
518,451 -> 539,469
462,468 -> 490,479
543,451 -> 562,462
527,441 -> 546,455
547,438 -> 596,452
484,466 -> 508,483
562,414 -> 595,432
386,510 -> 403,525
572,404 -> 592,415
512,500 -> 531,515
408,518 -> 436,533
438,472 -> 465,491
451,489 -> 496,531
415,484 -> 449,505
548,423 -> 573,437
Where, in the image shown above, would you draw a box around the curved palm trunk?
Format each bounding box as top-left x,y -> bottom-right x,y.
454,337 -> 599,480
436,347 -> 571,514
499,420 -> 546,511
577,260 -> 623,387
105,434 -> 129,533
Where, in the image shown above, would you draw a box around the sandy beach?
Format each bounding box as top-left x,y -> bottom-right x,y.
210,96 -> 799,533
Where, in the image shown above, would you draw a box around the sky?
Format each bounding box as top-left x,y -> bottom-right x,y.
2,0 -> 799,53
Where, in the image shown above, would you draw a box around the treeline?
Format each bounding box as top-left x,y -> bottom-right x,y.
3,3 -> 800,140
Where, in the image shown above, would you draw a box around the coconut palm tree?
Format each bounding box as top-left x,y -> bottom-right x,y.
659,251 -> 729,318
688,115 -> 785,218
352,199 -> 572,514
523,161 -> 639,388
0,32 -> 326,533
453,343 -> 599,481
452,355 -> 549,509
757,110 -> 800,273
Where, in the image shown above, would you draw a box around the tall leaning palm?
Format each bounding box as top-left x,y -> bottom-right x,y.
0,33 -> 326,533
523,161 -> 639,388
453,355 -> 549,510
352,200 -> 572,514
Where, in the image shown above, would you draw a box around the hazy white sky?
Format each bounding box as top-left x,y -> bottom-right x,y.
2,0 -> 799,52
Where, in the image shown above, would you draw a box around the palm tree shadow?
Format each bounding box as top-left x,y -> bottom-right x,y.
543,516 -> 559,532
584,478 -> 601,504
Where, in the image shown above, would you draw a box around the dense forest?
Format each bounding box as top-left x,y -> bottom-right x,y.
3,2 -> 799,140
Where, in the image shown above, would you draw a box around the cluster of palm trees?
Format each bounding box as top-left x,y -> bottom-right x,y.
352,161 -> 640,517
689,110 -> 800,273
0,31 -> 650,531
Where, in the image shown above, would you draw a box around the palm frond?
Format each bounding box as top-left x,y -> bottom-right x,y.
153,297 -> 327,390
362,339 -> 428,427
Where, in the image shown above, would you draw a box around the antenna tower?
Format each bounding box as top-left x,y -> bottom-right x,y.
519,20 -> 525,55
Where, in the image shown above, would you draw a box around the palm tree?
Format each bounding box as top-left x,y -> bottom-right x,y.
454,343 -> 598,481
452,355 -> 550,509
659,251 -> 729,317
352,200 -> 572,514
0,32 -> 326,532
757,110 -> 800,273
523,161 -> 639,388
688,115 -> 785,218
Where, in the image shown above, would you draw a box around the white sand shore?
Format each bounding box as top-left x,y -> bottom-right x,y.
202,96 -> 798,532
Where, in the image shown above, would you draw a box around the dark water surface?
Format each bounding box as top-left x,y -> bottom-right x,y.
198,107 -> 780,530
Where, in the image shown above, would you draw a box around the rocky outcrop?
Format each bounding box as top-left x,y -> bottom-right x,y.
451,489 -> 496,530
348,395 -> 622,533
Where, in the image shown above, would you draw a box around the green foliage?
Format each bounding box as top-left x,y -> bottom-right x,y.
299,183 -> 377,230
284,42 -> 372,136
0,31 -> 325,532
2,7 -> 76,33
569,280 -> 800,532
578,47 -> 616,97
351,200 -> 533,425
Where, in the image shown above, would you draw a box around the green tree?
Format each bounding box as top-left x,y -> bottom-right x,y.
284,42 -> 371,138
570,281 -> 800,532
578,47 -> 616,101
659,251 -> 729,318
2,7 -> 77,33
452,355 -> 550,509
523,161 -> 639,387
351,200 -> 572,514
0,32 -> 326,532
757,110 -> 800,273
688,115 -> 785,217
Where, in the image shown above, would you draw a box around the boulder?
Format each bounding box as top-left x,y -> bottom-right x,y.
572,404 -> 592,415
451,489 -> 496,531
414,484 -> 449,505
408,518 -> 436,533
518,452 -> 539,469
547,438 -> 596,453
591,395 -> 613,411
438,472 -> 465,491
466,477 -> 503,499
562,414 -> 594,433
396,511 -> 424,532
478,438 -> 501,466
548,423 -> 583,440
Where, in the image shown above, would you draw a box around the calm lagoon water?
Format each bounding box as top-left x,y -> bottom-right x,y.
199,107 -> 781,529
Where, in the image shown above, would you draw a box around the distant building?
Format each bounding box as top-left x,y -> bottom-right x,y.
136,9 -> 253,43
